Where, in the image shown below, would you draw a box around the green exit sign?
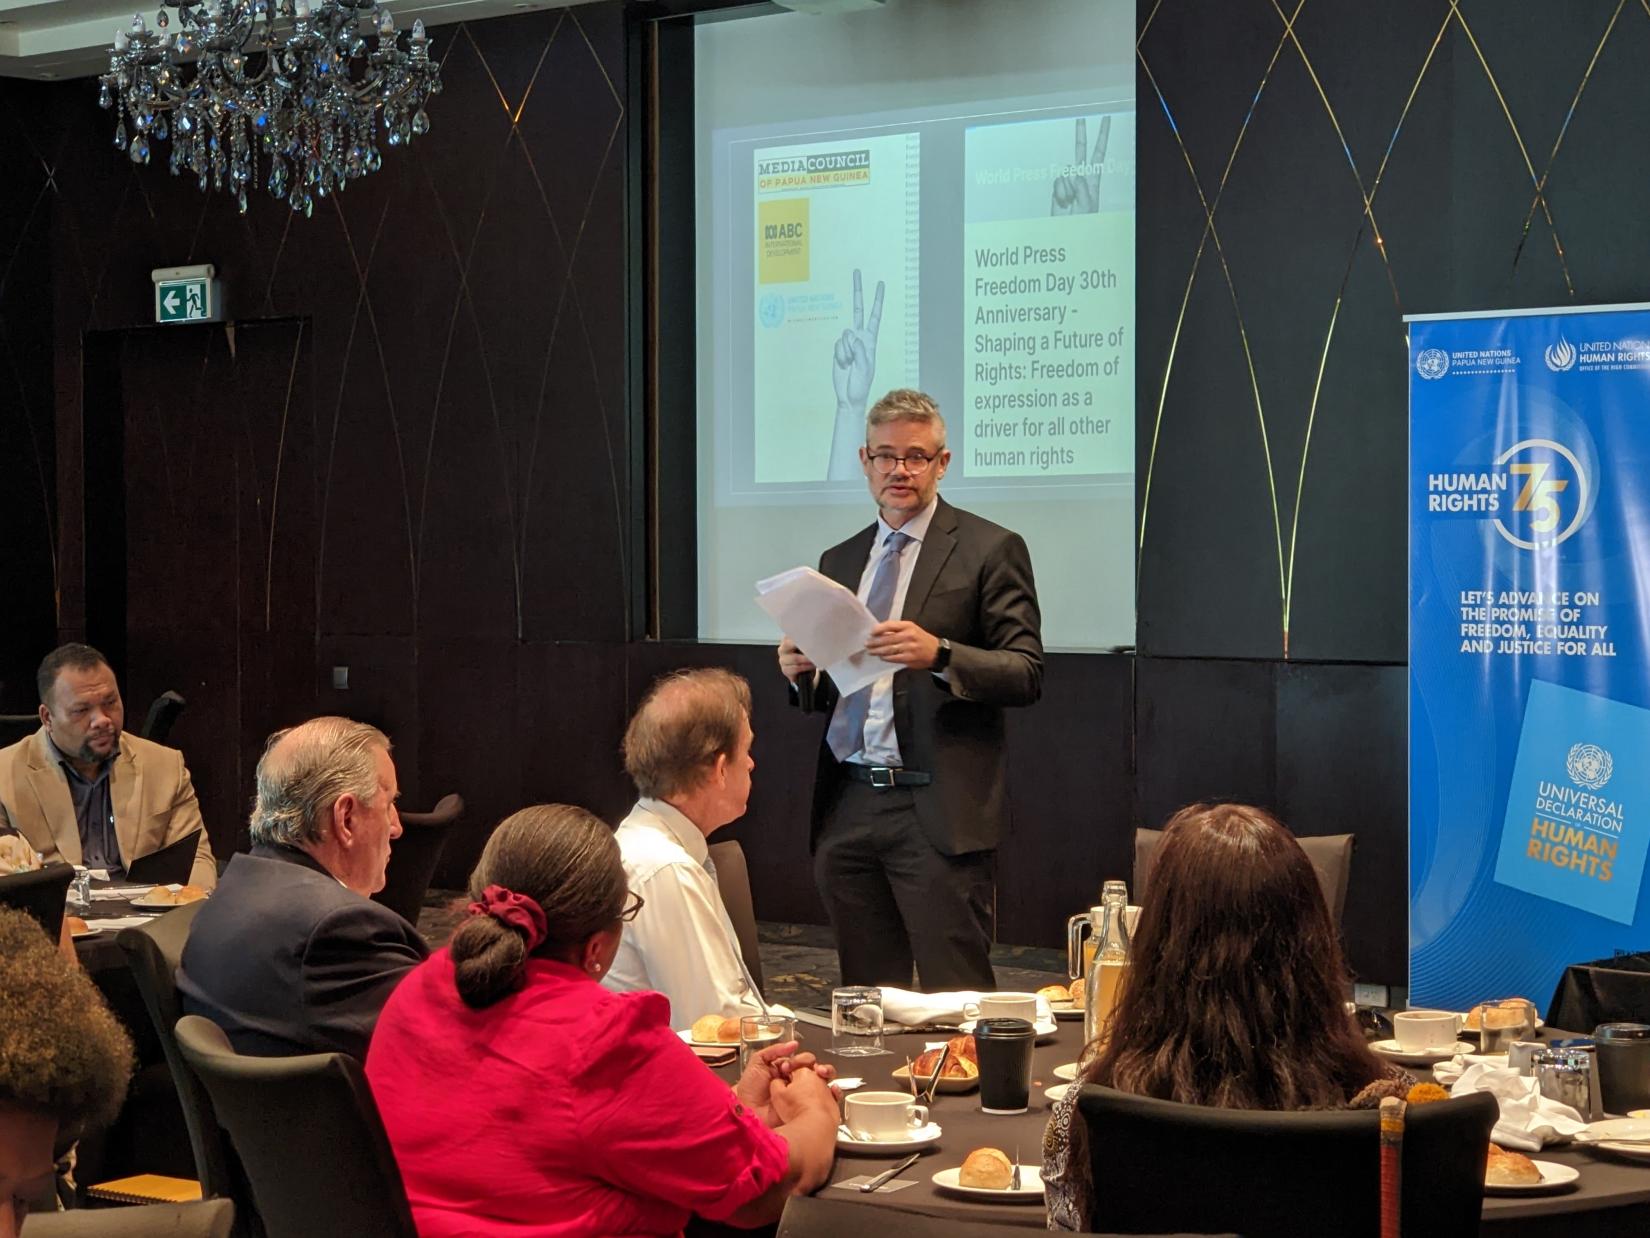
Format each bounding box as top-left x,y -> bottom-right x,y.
151,264 -> 222,324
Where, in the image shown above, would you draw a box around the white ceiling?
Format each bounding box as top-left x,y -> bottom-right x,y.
0,0 -> 587,80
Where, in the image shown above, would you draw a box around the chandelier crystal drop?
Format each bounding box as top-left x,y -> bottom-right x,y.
99,0 -> 442,215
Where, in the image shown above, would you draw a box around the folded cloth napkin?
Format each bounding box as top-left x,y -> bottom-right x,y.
877,988 -> 1052,1027
1438,1059 -> 1588,1151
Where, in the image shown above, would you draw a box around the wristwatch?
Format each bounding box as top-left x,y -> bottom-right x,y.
932,638 -> 952,672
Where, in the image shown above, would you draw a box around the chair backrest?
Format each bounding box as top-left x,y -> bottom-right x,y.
371,792 -> 462,926
707,837 -> 764,994
174,1015 -> 418,1238
141,690 -> 188,744
0,861 -> 74,941
115,902 -> 241,1209
1076,1084 -> 1496,1238
1133,826 -> 1356,926
22,1199 -> 235,1238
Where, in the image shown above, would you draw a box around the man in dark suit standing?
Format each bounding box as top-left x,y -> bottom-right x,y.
178,716 -> 428,1058
778,389 -> 1042,990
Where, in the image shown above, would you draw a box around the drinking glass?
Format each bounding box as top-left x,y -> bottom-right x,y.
70,865 -> 92,911
738,1015 -> 795,1073
1477,998 -> 1537,1055
831,985 -> 889,1057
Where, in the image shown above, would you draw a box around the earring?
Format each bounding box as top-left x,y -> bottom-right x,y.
589,962 -> 604,976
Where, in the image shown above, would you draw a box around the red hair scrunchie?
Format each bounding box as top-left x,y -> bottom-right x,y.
467,884 -> 548,951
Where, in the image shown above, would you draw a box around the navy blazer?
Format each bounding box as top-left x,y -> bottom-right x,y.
804,496 -> 1043,856
177,844 -> 429,1059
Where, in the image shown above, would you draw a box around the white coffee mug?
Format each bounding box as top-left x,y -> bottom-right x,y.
1393,1008 -> 1464,1051
963,992 -> 1038,1023
844,1091 -> 929,1141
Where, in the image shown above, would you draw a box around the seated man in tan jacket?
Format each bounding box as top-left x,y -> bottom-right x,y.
0,644 -> 216,889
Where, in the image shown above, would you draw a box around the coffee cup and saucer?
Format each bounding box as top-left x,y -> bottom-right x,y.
837,1091 -> 943,1153
958,993 -> 1056,1041
1371,1009 -> 1473,1065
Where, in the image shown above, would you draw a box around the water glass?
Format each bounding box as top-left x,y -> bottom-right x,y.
1534,1050 -> 1593,1117
1477,998 -> 1537,1055
738,1015 -> 795,1073
70,865 -> 92,910
831,985 -> 889,1057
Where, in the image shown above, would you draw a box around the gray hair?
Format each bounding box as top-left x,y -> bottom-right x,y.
249,717 -> 391,848
867,388 -> 947,446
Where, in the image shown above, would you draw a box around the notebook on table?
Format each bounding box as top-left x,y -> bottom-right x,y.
85,1174 -> 202,1205
126,830 -> 203,886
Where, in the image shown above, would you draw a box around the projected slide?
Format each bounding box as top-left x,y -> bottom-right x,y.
963,115 -> 1131,478
751,134 -> 921,484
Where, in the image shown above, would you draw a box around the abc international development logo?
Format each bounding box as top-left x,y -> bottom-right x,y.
1567,742 -> 1613,791
1416,348 -> 1450,380
1544,337 -> 1577,372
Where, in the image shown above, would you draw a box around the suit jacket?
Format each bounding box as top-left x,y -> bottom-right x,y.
177,844 -> 430,1059
804,495 -> 1042,856
0,726 -> 217,889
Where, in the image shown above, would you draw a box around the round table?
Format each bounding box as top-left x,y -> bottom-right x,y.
711,1017 -> 1650,1235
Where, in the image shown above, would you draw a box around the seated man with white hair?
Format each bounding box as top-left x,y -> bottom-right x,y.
178,716 -> 429,1059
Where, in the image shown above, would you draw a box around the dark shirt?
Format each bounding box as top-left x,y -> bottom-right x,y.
58,752 -> 121,876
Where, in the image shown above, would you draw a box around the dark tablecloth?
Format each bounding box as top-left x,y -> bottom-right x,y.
710,1018 -> 1650,1235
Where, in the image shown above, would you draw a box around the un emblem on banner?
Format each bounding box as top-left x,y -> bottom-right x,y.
1567,743 -> 1613,791
1493,438 -> 1591,550
1416,348 -> 1450,380
1544,338 -> 1577,372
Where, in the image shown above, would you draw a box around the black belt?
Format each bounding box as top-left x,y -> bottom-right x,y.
840,763 -> 932,788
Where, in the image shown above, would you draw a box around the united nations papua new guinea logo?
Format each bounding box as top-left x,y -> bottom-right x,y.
1416,348 -> 1450,380
1567,742 -> 1613,791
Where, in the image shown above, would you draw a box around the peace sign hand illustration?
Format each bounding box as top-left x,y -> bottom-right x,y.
832,268 -> 885,410
1051,115 -> 1111,215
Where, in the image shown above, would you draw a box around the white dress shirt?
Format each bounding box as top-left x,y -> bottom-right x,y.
602,798 -> 767,1030
835,496 -> 941,767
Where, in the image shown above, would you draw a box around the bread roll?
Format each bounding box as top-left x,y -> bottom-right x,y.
690,1015 -> 725,1043
1485,1144 -> 1541,1186
1037,983 -> 1073,1004
64,915 -> 90,936
1069,975 -> 1086,1009
959,1147 -> 1013,1190
913,1046 -> 979,1079
716,1017 -> 742,1043
1465,999 -> 1535,1032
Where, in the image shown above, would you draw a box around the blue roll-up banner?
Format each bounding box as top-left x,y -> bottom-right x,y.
1408,302 -> 1650,1012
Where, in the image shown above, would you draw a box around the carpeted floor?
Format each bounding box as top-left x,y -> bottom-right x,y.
418,891 -> 1068,1006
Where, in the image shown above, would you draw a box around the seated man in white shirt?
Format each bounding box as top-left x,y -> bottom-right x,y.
603,667 -> 776,1029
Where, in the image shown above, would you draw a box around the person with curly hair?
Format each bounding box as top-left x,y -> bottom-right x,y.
0,907 -> 134,1236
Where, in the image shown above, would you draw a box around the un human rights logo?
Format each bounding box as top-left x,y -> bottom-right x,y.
1544,338 -> 1577,372
1416,348 -> 1449,380
1567,742 -> 1613,791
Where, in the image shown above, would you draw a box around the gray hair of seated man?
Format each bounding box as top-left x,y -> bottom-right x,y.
249,716 -> 391,848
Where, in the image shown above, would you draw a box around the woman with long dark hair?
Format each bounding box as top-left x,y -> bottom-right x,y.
366,804 -> 840,1236
1043,803 -> 1397,1229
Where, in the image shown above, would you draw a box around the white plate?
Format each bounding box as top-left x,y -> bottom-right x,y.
1484,1160 -> 1579,1195
1581,1118 -> 1650,1160
892,1063 -> 978,1094
675,1029 -> 737,1049
1047,1001 -> 1084,1021
128,895 -> 204,910
959,1017 -> 1058,1041
1044,1083 -> 1071,1104
1370,1039 -> 1473,1066
1052,1062 -> 1080,1082
932,1165 -> 1044,1200
69,926 -> 100,939
837,1121 -> 942,1153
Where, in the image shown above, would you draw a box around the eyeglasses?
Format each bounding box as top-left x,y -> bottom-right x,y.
867,451 -> 942,475
618,890 -> 646,923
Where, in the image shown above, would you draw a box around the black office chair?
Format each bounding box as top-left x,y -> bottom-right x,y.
707,838 -> 765,994
1134,826 -> 1357,928
0,713 -> 38,747
141,690 -> 188,744
174,1016 -> 417,1238
1075,1084 -> 1496,1238
775,1195 -> 1231,1235
115,902 -> 252,1235
372,792 -> 462,926
22,1200 -> 235,1238
0,861 -> 75,941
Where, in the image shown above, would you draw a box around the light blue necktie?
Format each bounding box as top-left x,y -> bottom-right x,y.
826,530 -> 912,762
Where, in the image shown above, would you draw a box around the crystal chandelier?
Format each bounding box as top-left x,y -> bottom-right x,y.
99,0 -> 442,215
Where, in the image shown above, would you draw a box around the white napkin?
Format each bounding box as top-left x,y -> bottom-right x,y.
1438,1059 -> 1589,1151
75,915 -> 156,933
876,988 -> 1052,1027
90,886 -> 153,901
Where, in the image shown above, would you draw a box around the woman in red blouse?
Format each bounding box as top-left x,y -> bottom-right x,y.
366,804 -> 839,1236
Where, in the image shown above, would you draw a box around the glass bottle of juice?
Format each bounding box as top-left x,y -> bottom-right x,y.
1084,880 -> 1131,1052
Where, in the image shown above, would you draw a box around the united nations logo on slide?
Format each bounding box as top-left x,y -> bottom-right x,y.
759,293 -> 786,328
1567,742 -> 1614,791
1416,348 -> 1450,380
1545,338 -> 1577,372
1493,438 -> 1592,550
